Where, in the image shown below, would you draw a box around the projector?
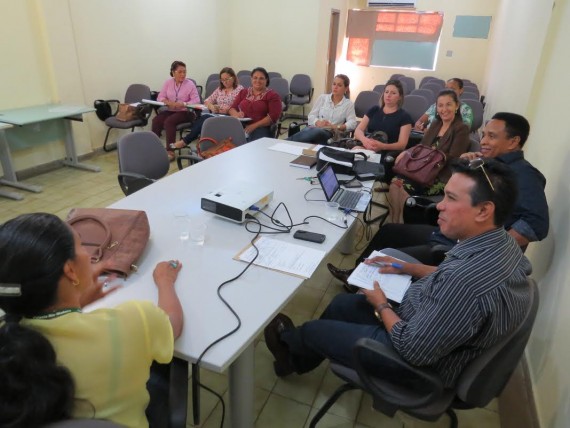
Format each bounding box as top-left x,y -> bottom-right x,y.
201,181 -> 274,223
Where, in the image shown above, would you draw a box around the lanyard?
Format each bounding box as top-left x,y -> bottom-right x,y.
31,308 -> 82,320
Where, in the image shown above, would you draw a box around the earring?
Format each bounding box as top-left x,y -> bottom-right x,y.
72,280 -> 80,287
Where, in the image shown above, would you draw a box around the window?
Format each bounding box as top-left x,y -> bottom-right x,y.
346,10 -> 443,70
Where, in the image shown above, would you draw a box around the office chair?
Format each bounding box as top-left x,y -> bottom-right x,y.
389,73 -> 404,81
462,86 -> 480,98
422,82 -> 444,98
117,131 -> 170,196
204,80 -> 219,100
372,84 -> 385,94
205,73 -> 219,89
268,71 -> 282,79
310,277 -> 539,428
411,88 -> 436,105
419,76 -> 438,88
399,76 -> 416,94
287,74 -> 314,120
461,92 -> 480,101
238,74 -> 252,88
402,95 -> 429,124
237,69 -> 251,77
101,83 -> 152,152
425,78 -> 445,89
176,116 -> 246,170
268,77 -> 290,121
462,98 -> 484,133
354,90 -> 381,119
43,420 -> 122,427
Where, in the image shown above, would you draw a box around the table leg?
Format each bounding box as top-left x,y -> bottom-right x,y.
0,130 -> 41,198
229,343 -> 254,428
62,119 -> 101,173
338,220 -> 356,255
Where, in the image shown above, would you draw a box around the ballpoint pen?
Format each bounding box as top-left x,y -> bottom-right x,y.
367,261 -> 404,270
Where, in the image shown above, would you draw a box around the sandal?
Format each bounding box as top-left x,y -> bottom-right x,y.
170,140 -> 187,150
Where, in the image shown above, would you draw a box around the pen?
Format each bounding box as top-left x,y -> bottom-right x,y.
368,261 -> 404,270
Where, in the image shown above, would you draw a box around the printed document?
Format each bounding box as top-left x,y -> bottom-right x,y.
347,250 -> 412,303
235,236 -> 325,279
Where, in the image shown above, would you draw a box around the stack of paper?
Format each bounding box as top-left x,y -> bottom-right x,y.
347,251 -> 412,303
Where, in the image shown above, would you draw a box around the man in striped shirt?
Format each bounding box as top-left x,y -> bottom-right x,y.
265,158 -> 531,387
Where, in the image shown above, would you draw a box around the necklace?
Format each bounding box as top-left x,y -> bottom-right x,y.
31,308 -> 82,320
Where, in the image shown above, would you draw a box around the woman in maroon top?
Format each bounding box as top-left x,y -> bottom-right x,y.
229,67 -> 282,141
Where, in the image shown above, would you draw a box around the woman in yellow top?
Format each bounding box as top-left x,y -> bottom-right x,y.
0,213 -> 184,428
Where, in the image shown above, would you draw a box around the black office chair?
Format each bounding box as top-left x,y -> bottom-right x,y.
310,277 -> 539,428
117,131 -> 170,196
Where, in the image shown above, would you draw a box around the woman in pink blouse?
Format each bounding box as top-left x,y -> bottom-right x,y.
152,60 -> 200,160
229,67 -> 282,141
171,67 -> 243,149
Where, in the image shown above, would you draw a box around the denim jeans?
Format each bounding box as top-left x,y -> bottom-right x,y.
287,127 -> 333,145
280,294 -> 394,374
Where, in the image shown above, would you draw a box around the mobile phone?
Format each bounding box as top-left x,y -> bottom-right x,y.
343,178 -> 363,188
293,230 -> 326,244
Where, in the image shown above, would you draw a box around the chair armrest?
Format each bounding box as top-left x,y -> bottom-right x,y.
176,154 -> 203,170
118,172 -> 152,181
352,338 -> 444,409
117,173 -> 155,196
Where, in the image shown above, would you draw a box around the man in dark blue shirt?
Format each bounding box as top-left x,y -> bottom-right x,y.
328,112 -> 549,286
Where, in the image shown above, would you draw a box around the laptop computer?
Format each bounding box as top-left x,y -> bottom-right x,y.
317,163 -> 372,212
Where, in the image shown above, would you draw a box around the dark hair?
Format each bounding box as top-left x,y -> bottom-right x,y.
0,213 -> 75,318
0,322 -> 75,427
0,213 -> 78,426
447,78 -> 464,89
169,60 -> 186,77
382,79 -> 404,108
450,158 -> 518,226
251,67 -> 270,86
335,74 -> 351,99
218,67 -> 238,90
434,89 -> 462,122
491,112 -> 531,147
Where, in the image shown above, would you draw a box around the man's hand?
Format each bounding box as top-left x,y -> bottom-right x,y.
362,281 -> 387,309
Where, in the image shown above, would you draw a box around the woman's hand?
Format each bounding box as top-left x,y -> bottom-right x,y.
362,138 -> 383,152
79,261 -> 121,307
153,260 -> 182,289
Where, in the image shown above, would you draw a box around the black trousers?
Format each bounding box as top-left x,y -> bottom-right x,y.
356,223 -> 440,266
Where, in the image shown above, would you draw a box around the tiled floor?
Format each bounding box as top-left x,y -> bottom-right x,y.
0,140 -> 501,428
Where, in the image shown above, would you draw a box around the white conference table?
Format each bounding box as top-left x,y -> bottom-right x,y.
0,103 -> 100,200
87,138 -> 364,427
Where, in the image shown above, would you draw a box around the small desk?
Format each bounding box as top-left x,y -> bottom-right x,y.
0,104 -> 100,200
86,138 -> 362,427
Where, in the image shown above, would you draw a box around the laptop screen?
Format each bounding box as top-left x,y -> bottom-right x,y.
317,164 -> 340,201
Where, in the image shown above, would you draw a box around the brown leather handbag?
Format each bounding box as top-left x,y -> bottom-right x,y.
392,145 -> 446,187
116,103 -> 144,122
196,137 -> 236,159
67,208 -> 150,277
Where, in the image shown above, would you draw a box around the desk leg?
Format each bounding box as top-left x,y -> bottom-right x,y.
61,119 -> 101,173
229,343 -> 254,428
0,130 -> 41,198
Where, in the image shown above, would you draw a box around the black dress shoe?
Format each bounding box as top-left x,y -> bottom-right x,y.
327,263 -> 359,293
264,313 -> 295,377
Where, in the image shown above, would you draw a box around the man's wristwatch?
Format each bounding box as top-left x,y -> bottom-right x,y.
374,302 -> 392,320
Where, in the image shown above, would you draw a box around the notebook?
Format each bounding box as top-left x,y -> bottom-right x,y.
316,163 -> 371,212
290,155 -> 317,169
346,250 -> 412,303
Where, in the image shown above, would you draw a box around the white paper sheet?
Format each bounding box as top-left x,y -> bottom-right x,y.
347,250 -> 412,302
235,236 -> 325,279
268,142 -> 305,156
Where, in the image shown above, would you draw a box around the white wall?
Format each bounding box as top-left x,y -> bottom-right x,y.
483,0 -> 570,426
